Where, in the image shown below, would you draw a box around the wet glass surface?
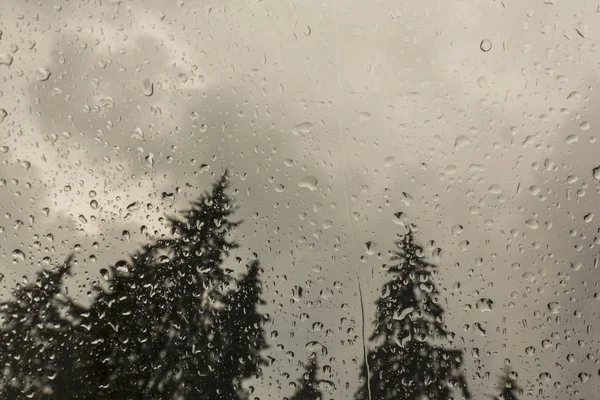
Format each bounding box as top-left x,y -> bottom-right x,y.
0,1 -> 598,399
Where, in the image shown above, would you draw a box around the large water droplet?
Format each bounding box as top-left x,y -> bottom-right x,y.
547,302 -> 560,314
0,53 -> 13,66
593,166 -> 600,181
12,249 -> 25,261
35,67 -> 51,81
476,298 -> 494,312
292,121 -> 314,136
297,176 -> 318,191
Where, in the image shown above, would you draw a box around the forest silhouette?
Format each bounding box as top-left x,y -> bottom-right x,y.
0,172 -> 520,399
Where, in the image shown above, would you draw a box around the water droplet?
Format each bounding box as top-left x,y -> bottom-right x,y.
359,112 -> 371,122
525,346 -> 536,355
0,109 -> 7,124
292,121 -> 314,136
142,78 -> 154,96
539,372 -> 551,382
547,302 -> 560,314
297,176 -> 318,191
145,153 -> 155,169
384,156 -> 396,167
580,121 -> 590,131
90,199 -> 99,210
131,127 -> 144,140
292,285 -> 303,302
565,134 -> 578,144
35,67 -> 51,81
567,91 -> 581,101
12,249 -> 25,261
488,184 -> 501,194
100,268 -> 110,280
0,52 -> 13,66
593,166 -> 600,181
480,39 -> 492,52
451,224 -> 463,236
454,135 -> 470,151
525,219 -> 538,229
476,298 -> 494,312
127,202 -> 141,212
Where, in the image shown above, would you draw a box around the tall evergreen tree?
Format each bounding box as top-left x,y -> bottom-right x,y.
356,226 -> 471,400
288,354 -> 323,400
491,368 -> 520,400
0,255 -> 79,399
74,171 -> 261,399
220,260 -> 268,399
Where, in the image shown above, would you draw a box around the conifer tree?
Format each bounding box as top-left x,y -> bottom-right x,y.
76,171 -> 254,399
492,368 -> 520,400
356,226 -> 470,400
288,354 -> 323,400
219,260 -> 268,399
0,255 -> 79,399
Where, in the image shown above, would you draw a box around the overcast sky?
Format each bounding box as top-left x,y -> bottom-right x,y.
1,0 -> 600,398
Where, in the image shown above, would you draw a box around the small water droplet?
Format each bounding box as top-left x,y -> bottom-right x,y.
100,268 -> 110,280
127,202 -> 141,212
580,121 -> 590,131
480,39 -> 492,52
90,199 -> 99,210
142,78 -> 154,96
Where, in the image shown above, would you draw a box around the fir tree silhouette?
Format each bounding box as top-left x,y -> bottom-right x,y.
71,171 -> 268,399
0,255 -> 79,399
288,354 -> 323,400
356,225 -> 471,400
491,368 -> 520,400
219,260 -> 268,399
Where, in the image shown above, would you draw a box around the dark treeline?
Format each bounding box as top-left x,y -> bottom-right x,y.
0,172 -> 521,399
